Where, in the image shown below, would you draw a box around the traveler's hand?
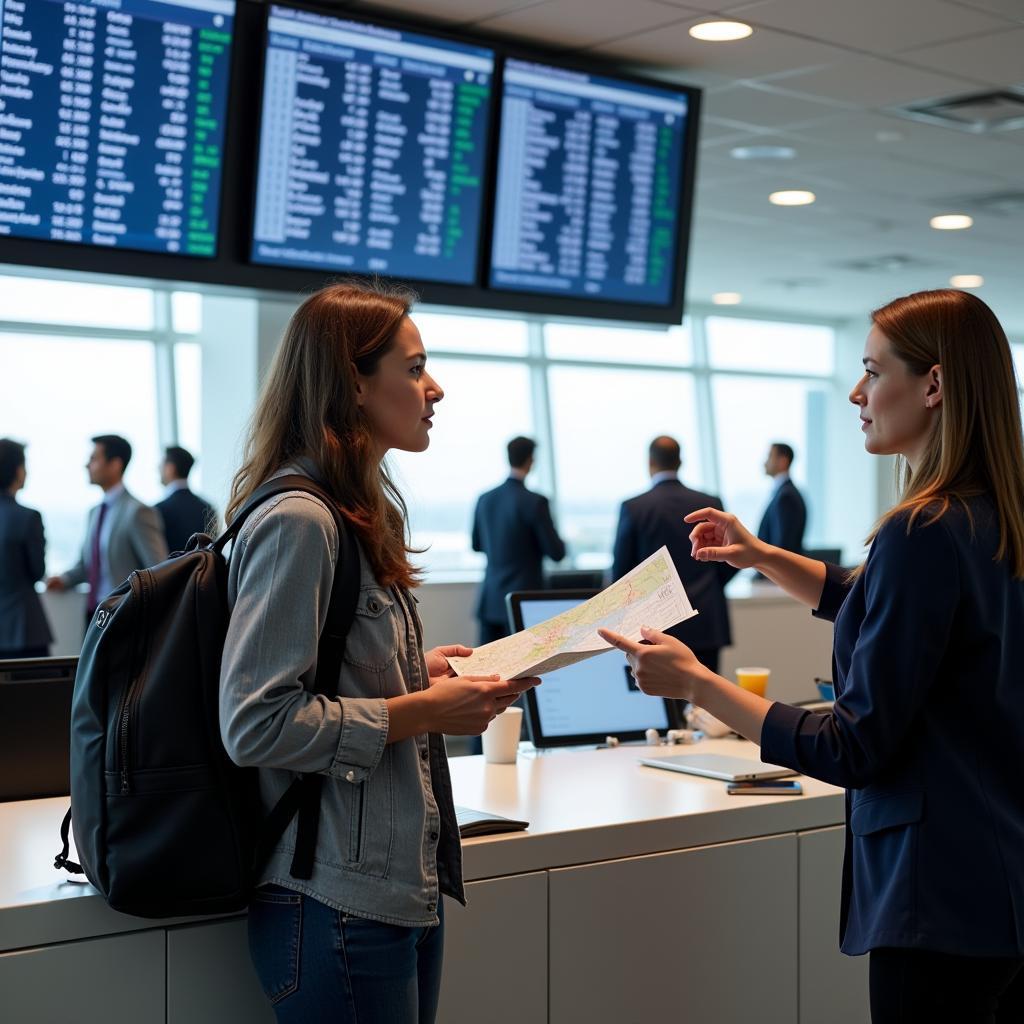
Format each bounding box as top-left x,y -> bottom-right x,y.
425,674 -> 539,735
424,644 -> 472,679
45,575 -> 66,592
684,508 -> 766,570
598,627 -> 706,701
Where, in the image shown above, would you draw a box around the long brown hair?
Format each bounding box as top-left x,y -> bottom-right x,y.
227,281 -> 421,589
864,289 -> 1024,577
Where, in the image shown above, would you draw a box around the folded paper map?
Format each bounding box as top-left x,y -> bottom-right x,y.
447,546 -> 697,680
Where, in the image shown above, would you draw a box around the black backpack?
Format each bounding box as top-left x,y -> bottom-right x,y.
54,476 -> 360,918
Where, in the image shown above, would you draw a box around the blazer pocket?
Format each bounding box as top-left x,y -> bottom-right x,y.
850,791 -> 924,836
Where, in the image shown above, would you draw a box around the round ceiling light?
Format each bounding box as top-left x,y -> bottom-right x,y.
949,274 -> 984,288
689,21 -> 753,41
712,292 -> 743,305
930,214 -> 973,230
769,190 -> 816,206
730,145 -> 796,161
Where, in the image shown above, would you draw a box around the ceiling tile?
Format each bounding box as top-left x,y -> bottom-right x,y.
471,0 -> 689,49
704,82 -> 846,128
768,56 -> 981,106
946,0 -> 1024,24
588,20 -> 854,77
354,0 -> 545,24
900,27 -> 1024,85
741,0 -> 1010,55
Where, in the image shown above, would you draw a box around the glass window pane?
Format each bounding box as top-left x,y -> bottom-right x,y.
389,358 -> 534,579
545,321 -> 692,365
415,311 -> 528,355
171,292 -> 202,334
549,367 -> 702,570
711,376 -> 829,546
0,335 -> 161,574
174,343 -> 203,487
706,317 -> 834,376
0,276 -> 154,329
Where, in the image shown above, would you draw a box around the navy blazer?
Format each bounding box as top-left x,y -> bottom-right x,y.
761,497 -> 1024,957
155,487 -> 217,553
757,478 -> 807,554
0,494 -> 53,651
612,479 -> 735,650
472,478 -> 566,624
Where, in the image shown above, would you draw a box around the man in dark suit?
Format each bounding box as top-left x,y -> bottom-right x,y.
472,437 -> 567,645
155,446 -> 218,552
757,442 -> 807,555
47,435 -> 168,626
612,436 -> 735,673
0,439 -> 52,659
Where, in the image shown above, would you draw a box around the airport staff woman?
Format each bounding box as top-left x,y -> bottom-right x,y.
219,282 -> 537,1024
602,289 -> 1024,1022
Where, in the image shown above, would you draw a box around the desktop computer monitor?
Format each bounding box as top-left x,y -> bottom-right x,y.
506,591 -> 675,748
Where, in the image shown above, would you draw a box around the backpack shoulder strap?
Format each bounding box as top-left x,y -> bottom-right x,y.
228,475 -> 363,881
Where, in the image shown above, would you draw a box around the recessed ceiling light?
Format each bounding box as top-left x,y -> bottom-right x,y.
950,274 -> 984,287
712,292 -> 743,305
930,214 -> 973,230
769,190 -> 816,206
730,145 -> 796,161
689,21 -> 753,42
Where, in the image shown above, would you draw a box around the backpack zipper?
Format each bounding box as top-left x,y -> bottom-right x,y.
117,570 -> 151,794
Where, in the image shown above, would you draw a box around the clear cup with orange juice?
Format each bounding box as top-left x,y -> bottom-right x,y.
735,667 -> 770,697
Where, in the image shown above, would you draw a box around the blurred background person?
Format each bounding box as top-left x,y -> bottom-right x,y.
472,436 -> 566,645
612,436 -> 735,673
0,439 -> 52,659
156,444 -> 218,552
47,434 -> 168,625
758,442 -> 807,556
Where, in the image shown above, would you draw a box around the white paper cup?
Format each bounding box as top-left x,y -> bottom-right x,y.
482,707 -> 523,764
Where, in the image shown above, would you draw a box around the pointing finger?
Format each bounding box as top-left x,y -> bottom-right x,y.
598,628 -> 643,655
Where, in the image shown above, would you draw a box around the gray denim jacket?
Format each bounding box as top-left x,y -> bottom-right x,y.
219,466 -> 464,927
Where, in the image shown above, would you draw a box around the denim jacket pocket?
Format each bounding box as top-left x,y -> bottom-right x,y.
850,791 -> 924,836
340,746 -> 394,878
344,588 -> 398,672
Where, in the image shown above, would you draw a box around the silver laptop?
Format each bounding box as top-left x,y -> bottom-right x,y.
639,752 -> 798,782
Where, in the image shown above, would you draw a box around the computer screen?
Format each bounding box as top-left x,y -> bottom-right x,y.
0,657 -> 76,801
251,5 -> 494,284
0,0 -> 235,257
489,58 -> 694,309
508,591 -> 672,747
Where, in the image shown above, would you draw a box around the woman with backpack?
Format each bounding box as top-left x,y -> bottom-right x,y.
602,289 -> 1024,1021
219,282 -> 539,1023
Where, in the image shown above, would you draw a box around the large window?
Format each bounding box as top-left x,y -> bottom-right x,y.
0,271 -> 845,580
0,279 -> 202,573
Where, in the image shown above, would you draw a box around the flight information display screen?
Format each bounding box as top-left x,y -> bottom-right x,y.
0,0 -> 234,257
251,6 -> 494,284
490,59 -> 690,307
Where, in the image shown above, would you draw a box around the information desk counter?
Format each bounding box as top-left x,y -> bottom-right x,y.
0,738 -> 868,1024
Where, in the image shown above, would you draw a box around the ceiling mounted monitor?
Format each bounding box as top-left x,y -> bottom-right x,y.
250,5 -> 495,285
489,58 -> 698,320
0,0 -> 235,257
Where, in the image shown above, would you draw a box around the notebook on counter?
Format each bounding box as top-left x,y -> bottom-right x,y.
455,806 -> 529,838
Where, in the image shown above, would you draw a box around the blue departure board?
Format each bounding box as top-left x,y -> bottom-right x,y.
251,6 -> 494,284
0,0 -> 234,257
490,59 -> 690,307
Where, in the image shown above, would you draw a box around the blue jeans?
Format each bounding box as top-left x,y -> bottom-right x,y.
248,885 -> 445,1023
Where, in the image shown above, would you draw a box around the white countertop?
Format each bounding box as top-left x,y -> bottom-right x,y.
0,738 -> 843,952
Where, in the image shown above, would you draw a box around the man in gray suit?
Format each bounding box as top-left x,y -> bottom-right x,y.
47,435 -> 168,623
0,439 -> 52,658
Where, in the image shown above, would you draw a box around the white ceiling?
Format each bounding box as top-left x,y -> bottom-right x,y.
332,0 -> 1024,331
